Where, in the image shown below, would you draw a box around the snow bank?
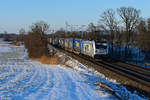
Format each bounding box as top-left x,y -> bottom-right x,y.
0,46 -> 12,52
0,44 -> 12,53
56,51 -> 148,100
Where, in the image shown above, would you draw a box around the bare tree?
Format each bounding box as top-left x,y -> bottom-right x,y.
87,23 -> 97,40
99,9 -> 118,54
4,31 -> 8,41
54,28 -> 66,38
18,28 -> 26,42
24,21 -> 50,58
87,23 -> 96,32
117,7 -> 140,49
19,28 -> 25,34
137,19 -> 147,50
147,18 -> 150,58
147,18 -> 150,32
137,19 -> 150,59
30,21 -> 50,35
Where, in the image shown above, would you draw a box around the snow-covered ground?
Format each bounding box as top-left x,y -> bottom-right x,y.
0,43 -> 148,100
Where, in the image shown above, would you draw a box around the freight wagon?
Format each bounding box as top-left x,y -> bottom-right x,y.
82,40 -> 95,58
64,38 -> 69,50
73,39 -> 82,54
68,38 -> 74,52
49,37 -> 108,58
59,38 -> 65,48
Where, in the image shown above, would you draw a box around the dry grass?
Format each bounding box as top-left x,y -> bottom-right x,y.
9,42 -> 20,46
30,55 -> 59,65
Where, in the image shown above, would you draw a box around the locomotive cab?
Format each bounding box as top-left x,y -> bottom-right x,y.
94,41 -> 108,58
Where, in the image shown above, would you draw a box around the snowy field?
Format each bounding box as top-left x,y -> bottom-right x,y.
0,43 -> 148,100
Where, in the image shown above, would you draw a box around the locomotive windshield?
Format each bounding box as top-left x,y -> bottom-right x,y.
95,42 -> 107,49
96,44 -> 107,49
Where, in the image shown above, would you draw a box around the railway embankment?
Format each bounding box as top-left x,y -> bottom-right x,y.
54,46 -> 150,99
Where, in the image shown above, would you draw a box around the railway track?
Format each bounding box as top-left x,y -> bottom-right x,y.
55,46 -> 150,90
114,62 -> 150,76
98,60 -> 150,86
103,57 -> 150,80
80,55 -> 150,88
107,57 -> 150,72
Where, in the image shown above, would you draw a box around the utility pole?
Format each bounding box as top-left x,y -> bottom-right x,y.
65,21 -> 86,32
65,21 -> 68,33
65,21 -> 87,38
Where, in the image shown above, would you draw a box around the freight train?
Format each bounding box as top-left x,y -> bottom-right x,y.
49,37 -> 109,58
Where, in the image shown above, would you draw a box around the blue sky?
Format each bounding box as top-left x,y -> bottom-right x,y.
0,0 -> 150,33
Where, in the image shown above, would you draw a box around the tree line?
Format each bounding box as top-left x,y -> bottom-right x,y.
52,7 -> 150,60
2,6 -> 150,60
